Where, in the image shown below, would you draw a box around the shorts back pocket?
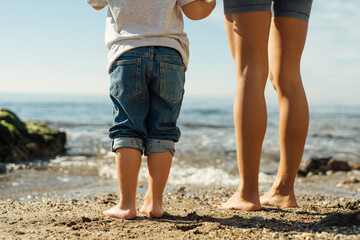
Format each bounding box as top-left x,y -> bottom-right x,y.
110,58 -> 142,100
160,62 -> 185,104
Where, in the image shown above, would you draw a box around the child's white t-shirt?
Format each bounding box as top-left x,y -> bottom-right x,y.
87,0 -> 196,73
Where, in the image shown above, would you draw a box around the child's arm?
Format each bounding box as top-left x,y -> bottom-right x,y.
86,0 -> 107,10
181,0 -> 216,20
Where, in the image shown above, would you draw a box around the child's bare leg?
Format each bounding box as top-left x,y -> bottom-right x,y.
140,151 -> 172,218
102,148 -> 142,219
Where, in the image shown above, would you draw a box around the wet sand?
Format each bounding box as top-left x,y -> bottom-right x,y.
1,171 -> 360,240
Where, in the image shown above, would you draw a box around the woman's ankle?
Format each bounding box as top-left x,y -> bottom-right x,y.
144,193 -> 163,207
271,185 -> 295,196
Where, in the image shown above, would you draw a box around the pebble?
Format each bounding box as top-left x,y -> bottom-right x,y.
209,231 -> 217,238
250,216 -> 264,221
334,235 -> 342,240
271,233 -> 278,238
301,233 -> 314,238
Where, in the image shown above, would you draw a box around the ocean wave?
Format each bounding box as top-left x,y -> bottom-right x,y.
98,161 -> 274,187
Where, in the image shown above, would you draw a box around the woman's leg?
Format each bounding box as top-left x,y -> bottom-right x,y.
261,17 -> 310,208
220,12 -> 271,211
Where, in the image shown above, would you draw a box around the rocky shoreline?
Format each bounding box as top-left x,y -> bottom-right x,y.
298,157 -> 360,177
0,108 -> 66,164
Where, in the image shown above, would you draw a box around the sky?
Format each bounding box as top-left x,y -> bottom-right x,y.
0,0 -> 359,106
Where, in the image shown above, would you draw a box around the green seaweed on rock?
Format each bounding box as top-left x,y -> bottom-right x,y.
0,108 -> 66,163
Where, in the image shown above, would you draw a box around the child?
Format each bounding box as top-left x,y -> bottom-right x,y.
87,0 -> 216,219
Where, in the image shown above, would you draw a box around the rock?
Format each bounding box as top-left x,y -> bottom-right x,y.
337,177 -> 360,187
301,233 -> 315,238
81,217 -> 92,223
0,108 -> 66,163
250,216 -> 264,221
0,162 -> 6,173
348,162 -> 360,170
298,157 -> 358,176
176,186 -> 186,194
298,157 -> 331,176
327,158 -> 351,171
312,210 -> 360,231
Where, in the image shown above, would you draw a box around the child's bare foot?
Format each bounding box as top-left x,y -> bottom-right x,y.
218,190 -> 261,211
139,195 -> 165,218
260,190 -> 298,208
102,204 -> 137,220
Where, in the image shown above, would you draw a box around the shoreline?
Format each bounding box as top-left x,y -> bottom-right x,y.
1,171 -> 360,239
2,166 -> 360,202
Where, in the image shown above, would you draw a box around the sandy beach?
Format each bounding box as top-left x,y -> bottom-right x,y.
1,170 -> 359,240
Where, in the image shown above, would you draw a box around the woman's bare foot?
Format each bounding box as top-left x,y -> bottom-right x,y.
101,204 -> 137,220
260,189 -> 298,208
218,190 -> 261,211
139,195 -> 165,218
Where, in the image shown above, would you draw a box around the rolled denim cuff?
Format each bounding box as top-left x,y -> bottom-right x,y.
112,137 -> 144,153
145,138 -> 175,156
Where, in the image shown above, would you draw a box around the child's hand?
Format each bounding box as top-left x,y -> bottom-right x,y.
87,0 -> 107,10
181,0 -> 216,20
92,6 -> 105,10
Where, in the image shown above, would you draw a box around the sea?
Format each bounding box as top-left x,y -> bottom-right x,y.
0,93 -> 359,201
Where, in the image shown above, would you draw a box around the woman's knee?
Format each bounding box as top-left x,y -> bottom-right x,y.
269,69 -> 303,95
237,68 -> 268,90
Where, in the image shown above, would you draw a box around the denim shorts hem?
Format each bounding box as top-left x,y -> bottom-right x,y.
223,0 -> 312,21
112,137 -> 144,153
224,5 -> 271,15
145,138 -> 175,156
273,10 -> 310,22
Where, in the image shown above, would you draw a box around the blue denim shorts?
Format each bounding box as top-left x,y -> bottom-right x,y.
108,46 -> 185,156
223,0 -> 313,22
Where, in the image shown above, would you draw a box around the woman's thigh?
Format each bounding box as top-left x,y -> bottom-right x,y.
224,11 -> 271,81
268,17 -> 309,89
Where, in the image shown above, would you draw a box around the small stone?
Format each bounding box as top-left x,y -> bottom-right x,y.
334,235 -> 342,240
250,216 -> 264,221
209,232 -> 217,238
302,233 -> 315,238
307,172 -> 314,177
81,217 -> 92,223
176,186 -> 186,193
